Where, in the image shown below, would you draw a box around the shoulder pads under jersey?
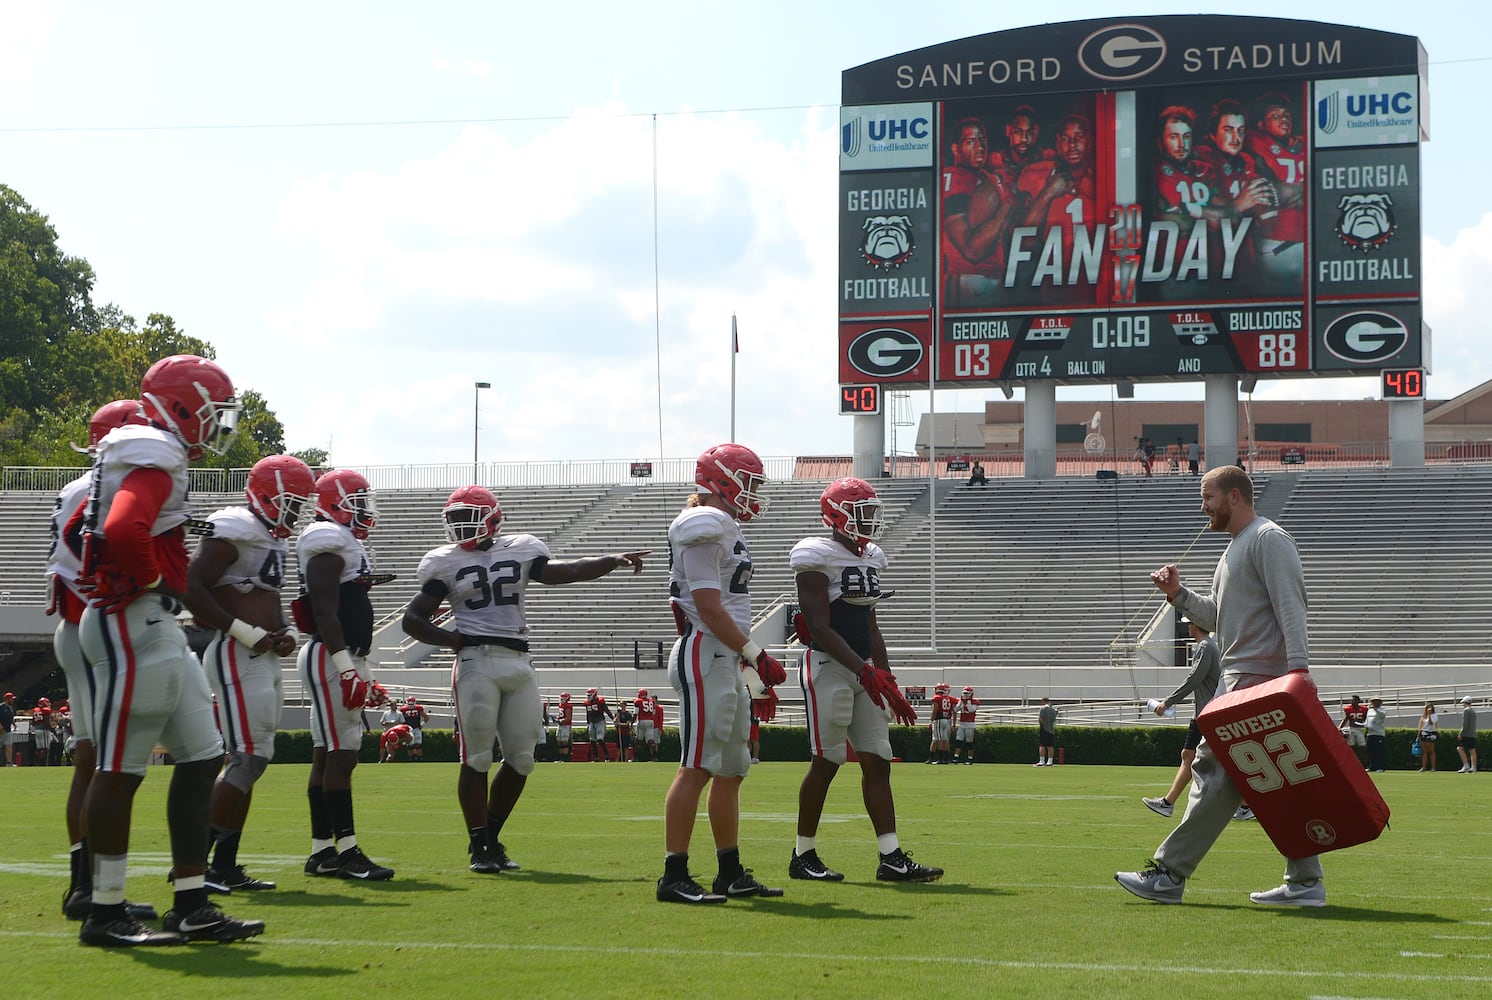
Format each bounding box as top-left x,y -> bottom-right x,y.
670,506 -> 733,548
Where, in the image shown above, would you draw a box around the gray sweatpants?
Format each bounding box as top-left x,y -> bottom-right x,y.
1153,672 -> 1323,885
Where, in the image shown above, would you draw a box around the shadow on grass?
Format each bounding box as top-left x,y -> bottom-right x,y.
689,898 -> 913,921
120,946 -> 353,978
866,880 -> 1011,898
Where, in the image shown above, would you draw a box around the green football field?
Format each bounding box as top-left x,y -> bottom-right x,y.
0,759 -> 1487,999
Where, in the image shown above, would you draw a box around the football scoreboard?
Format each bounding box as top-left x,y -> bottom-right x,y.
837,16 -> 1427,393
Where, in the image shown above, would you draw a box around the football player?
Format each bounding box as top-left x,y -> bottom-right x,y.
73,357 -> 263,945
380,723 -> 414,763
400,696 -> 430,762
633,689 -> 660,762
46,401 -> 158,924
187,454 -> 317,893
940,115 -> 1019,306
658,443 -> 786,904
614,699 -> 635,762
953,686 -> 980,764
583,687 -> 614,762
1016,112 -> 1099,303
1245,91 -> 1306,284
297,469 -> 395,881
1193,97 -> 1276,283
788,479 -> 939,885
553,691 -> 575,761
401,485 -> 648,874
927,682 -> 956,764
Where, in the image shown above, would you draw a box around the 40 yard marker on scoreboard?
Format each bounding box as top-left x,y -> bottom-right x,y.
836,14 -> 1427,391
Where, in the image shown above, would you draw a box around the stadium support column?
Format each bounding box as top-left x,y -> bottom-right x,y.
853,412 -> 886,480
1204,375 -> 1240,470
1024,381 -> 1056,479
1387,398 -> 1425,468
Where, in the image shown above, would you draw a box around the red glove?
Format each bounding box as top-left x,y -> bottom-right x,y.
791,611 -> 812,644
752,687 -> 779,724
670,602 -> 690,636
339,670 -> 371,710
364,681 -> 390,710
741,643 -> 786,687
884,686 -> 918,726
860,666 -> 900,709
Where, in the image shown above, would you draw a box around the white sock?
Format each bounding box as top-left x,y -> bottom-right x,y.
876,832 -> 899,855
335,835 -> 358,853
795,835 -> 815,856
93,854 -> 128,906
311,837 -> 335,854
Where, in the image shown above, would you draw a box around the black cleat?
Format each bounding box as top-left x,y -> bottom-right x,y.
470,847 -> 503,875
63,890 -> 157,922
713,869 -> 785,898
788,849 -> 845,882
80,915 -> 185,947
334,846 -> 394,881
305,847 -> 340,877
205,865 -> 276,893
656,874 -> 727,904
492,841 -> 521,871
875,848 -> 944,883
163,902 -> 266,942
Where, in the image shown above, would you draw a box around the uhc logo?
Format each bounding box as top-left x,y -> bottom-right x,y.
1317,89 -> 1414,134
841,113 -> 931,158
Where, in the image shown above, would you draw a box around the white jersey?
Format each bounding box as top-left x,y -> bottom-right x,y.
790,535 -> 887,660
668,504 -> 753,636
47,473 -> 91,605
415,532 -> 552,641
203,505 -> 289,594
85,425 -> 192,537
296,518 -> 370,582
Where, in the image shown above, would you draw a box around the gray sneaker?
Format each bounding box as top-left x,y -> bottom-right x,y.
1142,796 -> 1174,818
1249,880 -> 1325,907
1114,860 -> 1184,904
1233,807 -> 1255,821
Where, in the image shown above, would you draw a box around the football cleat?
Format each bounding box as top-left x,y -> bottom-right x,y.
470,847 -> 504,875
334,846 -> 394,881
656,874 -> 727,904
63,890 -> 157,922
1249,880 -> 1326,907
788,849 -> 845,882
875,848 -> 943,883
80,915 -> 186,948
163,902 -> 266,942
1114,860 -> 1185,904
492,841 -> 521,871
1142,796 -> 1175,818
206,865 -> 276,893
713,869 -> 784,898
305,846 -> 341,877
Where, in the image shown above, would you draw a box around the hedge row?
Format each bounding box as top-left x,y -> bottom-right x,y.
272,726 -> 1439,770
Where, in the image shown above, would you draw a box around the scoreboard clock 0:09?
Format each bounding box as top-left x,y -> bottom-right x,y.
938,309 -> 1311,382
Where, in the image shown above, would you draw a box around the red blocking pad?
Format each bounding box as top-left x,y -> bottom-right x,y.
1198,673 -> 1390,858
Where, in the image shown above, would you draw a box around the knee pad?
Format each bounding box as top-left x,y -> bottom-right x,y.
222,751 -> 270,793
504,749 -> 535,777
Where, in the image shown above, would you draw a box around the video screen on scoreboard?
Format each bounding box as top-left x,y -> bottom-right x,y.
935,82 -> 1316,383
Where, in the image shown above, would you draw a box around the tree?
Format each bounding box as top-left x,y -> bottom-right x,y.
292,447 -> 330,472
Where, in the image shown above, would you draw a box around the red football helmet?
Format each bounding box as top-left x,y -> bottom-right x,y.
963,686 -> 974,695
821,477 -> 884,552
443,485 -> 503,549
637,689 -> 648,699
935,682 -> 950,693
695,442 -> 769,522
247,455 -> 317,539
81,399 -> 146,453
37,697 -> 51,708
315,469 -> 378,539
140,355 -> 241,461
560,692 -> 571,702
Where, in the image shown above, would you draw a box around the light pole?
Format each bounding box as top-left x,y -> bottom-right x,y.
473,381 -> 491,482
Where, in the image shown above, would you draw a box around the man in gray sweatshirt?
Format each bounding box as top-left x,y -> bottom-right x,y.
1116,465 -> 1325,907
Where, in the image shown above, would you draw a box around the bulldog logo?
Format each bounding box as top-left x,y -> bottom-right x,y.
860,215 -> 915,270
1335,193 -> 1395,252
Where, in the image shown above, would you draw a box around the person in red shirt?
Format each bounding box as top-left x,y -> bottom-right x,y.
953,686 -> 980,764
926,682 -> 957,764
73,355 -> 262,946
553,692 -> 575,762
1244,91 -> 1307,288
400,696 -> 430,762
940,116 -> 1019,306
1016,113 -> 1099,304
380,724 -> 414,763
634,689 -> 662,762
1339,695 -> 1370,769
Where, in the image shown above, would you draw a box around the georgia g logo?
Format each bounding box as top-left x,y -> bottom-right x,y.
847,328 -> 924,378
1077,24 -> 1167,82
1322,312 -> 1409,365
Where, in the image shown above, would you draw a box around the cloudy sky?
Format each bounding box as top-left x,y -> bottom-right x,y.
2,1 -> 1487,469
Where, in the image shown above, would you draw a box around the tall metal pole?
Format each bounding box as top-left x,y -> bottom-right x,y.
473,381 -> 491,482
